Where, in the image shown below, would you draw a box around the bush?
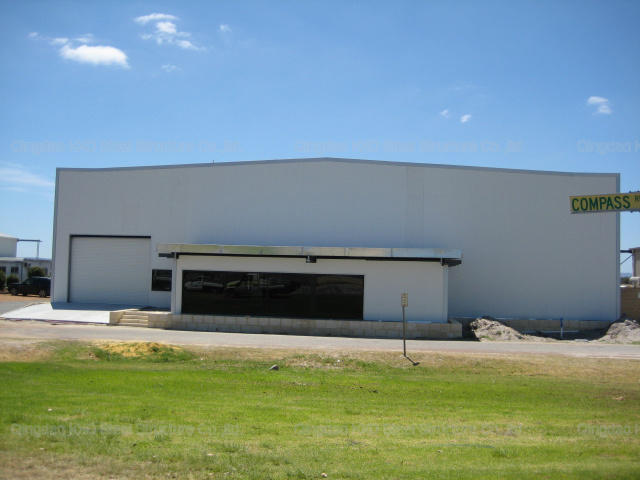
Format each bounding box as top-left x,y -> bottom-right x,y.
0,271 -> 5,291
27,266 -> 47,278
7,274 -> 19,287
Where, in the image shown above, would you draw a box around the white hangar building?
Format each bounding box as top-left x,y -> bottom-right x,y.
52,158 -> 620,334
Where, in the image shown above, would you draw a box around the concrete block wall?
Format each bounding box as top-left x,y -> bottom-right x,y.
504,318 -> 611,332
128,311 -> 617,339
454,317 -> 613,335
109,310 -> 126,325
146,312 -> 462,339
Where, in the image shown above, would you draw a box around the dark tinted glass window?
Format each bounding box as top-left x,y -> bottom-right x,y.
152,269 -> 172,291
182,270 -> 363,320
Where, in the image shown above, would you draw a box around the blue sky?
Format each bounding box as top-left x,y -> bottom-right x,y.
1,0 -> 638,270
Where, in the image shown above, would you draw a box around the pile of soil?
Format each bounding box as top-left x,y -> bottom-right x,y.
598,319 -> 640,344
94,341 -> 184,358
469,317 -> 554,342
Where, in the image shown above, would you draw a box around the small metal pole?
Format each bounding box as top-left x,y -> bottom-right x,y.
401,293 -> 408,357
402,305 -> 406,357
17,239 -> 42,259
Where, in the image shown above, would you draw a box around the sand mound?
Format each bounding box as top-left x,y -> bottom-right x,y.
598,320 -> 640,344
470,317 -> 554,342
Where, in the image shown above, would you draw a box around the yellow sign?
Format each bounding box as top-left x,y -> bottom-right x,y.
570,193 -> 640,213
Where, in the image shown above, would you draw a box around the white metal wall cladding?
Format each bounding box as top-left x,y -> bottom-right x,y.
69,237 -> 150,304
53,160 -> 619,320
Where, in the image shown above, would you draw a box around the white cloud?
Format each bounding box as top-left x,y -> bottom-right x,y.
0,164 -> 55,190
439,109 -> 451,119
76,34 -> 95,44
587,96 -> 607,105
134,13 -> 178,25
453,83 -> 476,92
219,24 -> 231,33
177,39 -> 198,50
30,32 -> 127,68
161,64 -> 178,73
59,44 -> 129,68
587,96 -> 612,114
3,186 -> 31,193
136,13 -> 203,51
460,114 -> 472,123
156,21 -> 177,35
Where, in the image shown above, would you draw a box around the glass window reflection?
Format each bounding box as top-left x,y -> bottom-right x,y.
182,270 -> 363,319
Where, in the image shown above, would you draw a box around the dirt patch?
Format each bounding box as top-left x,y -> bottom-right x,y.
0,338 -> 57,361
89,341 -> 191,360
0,292 -> 50,303
597,319 -> 640,344
93,341 -> 180,357
0,452 -> 132,480
470,317 -> 555,342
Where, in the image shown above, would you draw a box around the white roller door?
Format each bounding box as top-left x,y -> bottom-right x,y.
69,236 -> 151,304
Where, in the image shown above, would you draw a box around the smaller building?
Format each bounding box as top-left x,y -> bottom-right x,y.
620,247 -> 640,321
0,233 -> 52,283
0,233 -> 18,258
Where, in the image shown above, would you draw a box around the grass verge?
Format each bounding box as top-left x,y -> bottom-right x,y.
0,340 -> 639,479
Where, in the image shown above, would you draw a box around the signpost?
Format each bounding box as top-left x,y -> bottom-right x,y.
400,293 -> 419,366
401,293 -> 408,357
570,192 -> 640,214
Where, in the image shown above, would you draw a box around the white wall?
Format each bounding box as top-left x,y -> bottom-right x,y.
0,236 -> 17,257
53,159 -> 619,320
176,255 -> 448,322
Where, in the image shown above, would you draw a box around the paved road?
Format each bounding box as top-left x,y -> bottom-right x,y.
1,319 -> 638,359
0,295 -> 49,316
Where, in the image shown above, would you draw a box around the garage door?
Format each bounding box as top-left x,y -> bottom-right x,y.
69,236 -> 151,304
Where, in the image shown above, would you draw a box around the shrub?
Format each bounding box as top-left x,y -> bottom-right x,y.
27,266 -> 47,278
7,274 -> 19,287
0,271 -> 5,291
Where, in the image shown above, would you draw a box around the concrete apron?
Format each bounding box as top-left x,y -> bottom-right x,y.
0,302 -> 146,324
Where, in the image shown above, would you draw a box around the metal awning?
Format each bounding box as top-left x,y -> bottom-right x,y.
157,243 -> 462,266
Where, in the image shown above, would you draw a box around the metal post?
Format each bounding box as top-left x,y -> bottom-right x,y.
402,305 -> 406,357
560,318 -> 564,340
17,239 -> 42,259
401,293 -> 408,357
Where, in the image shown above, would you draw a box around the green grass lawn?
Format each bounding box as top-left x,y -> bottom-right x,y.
0,341 -> 639,479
